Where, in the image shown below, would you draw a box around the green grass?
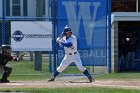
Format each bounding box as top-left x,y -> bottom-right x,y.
9,60 -> 50,75
0,87 -> 140,93
6,60 -> 51,80
94,72 -> 140,80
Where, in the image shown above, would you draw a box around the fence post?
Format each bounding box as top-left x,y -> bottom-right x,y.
53,0 -> 57,74
49,51 -> 52,73
108,0 -> 112,73
2,0 -> 6,44
34,51 -> 42,71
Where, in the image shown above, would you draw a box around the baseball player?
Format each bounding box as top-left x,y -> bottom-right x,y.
48,25 -> 94,82
0,45 -> 18,83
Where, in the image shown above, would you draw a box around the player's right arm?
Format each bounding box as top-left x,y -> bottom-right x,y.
55,37 -> 62,48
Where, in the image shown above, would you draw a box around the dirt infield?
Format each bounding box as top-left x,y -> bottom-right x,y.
0,79 -> 140,89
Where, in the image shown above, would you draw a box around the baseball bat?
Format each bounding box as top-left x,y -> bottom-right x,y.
56,31 -> 64,43
58,25 -> 69,40
59,31 -> 64,40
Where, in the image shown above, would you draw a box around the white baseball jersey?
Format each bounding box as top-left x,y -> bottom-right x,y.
57,35 -> 86,72
61,35 -> 77,54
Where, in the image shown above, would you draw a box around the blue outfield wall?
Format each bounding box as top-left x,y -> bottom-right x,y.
57,0 -> 109,66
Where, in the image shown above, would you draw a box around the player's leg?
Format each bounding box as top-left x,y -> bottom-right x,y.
0,66 -> 12,83
83,69 -> 94,82
74,54 -> 94,82
0,66 -> 5,82
48,55 -> 71,82
48,70 -> 60,82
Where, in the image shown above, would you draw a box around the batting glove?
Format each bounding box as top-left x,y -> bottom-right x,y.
56,37 -> 60,43
13,57 -> 19,61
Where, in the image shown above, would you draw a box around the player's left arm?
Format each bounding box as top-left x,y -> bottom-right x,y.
60,42 -> 73,48
4,54 -> 19,61
8,55 -> 18,61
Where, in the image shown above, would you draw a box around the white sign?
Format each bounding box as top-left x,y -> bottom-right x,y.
11,21 -> 52,51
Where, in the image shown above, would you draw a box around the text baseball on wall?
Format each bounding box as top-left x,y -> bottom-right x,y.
58,0 -> 108,66
11,21 -> 52,51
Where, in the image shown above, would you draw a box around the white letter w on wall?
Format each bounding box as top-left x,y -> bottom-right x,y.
63,1 -> 100,46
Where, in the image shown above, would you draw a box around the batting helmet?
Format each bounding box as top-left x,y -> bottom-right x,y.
1,45 -> 11,54
63,25 -> 72,35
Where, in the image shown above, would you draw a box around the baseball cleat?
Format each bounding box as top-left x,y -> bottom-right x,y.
89,77 -> 94,83
48,77 -> 55,82
0,79 -> 10,83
